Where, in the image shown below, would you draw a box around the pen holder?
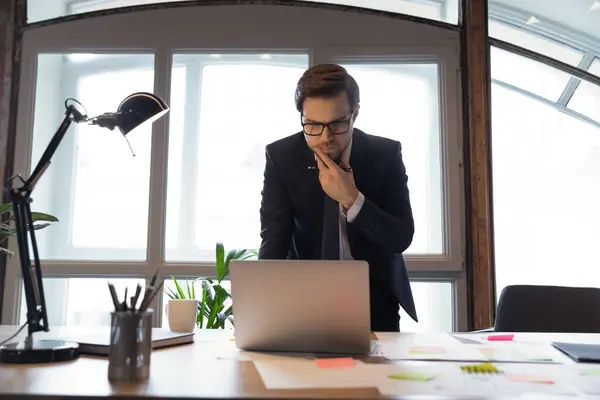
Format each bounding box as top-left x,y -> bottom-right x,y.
108,309 -> 153,382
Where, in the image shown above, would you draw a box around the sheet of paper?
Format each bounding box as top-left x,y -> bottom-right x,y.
477,346 -> 559,363
378,341 -> 487,362
430,373 -> 579,397
253,357 -> 378,390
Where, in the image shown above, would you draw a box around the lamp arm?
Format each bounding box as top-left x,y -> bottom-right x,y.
5,103 -> 84,338
24,104 -> 86,193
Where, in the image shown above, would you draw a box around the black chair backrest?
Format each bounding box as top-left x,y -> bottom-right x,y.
495,285 -> 600,333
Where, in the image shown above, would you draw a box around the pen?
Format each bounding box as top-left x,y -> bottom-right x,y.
130,283 -> 142,310
108,282 -> 120,311
138,280 -> 164,313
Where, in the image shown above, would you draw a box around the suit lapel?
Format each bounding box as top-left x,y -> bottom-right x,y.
346,130 -> 371,254
349,129 -> 370,194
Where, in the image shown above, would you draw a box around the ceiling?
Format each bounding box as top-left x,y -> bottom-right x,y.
491,0 -> 600,40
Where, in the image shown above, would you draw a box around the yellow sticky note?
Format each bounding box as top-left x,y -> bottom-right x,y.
460,362 -> 502,374
388,371 -> 437,381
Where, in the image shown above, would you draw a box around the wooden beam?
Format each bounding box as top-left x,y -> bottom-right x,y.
0,0 -> 26,321
461,0 -> 496,330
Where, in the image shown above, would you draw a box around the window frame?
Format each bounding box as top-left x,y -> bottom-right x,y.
2,4 -> 465,329
314,45 -> 464,271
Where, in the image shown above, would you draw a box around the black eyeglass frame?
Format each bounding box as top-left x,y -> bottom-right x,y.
300,111 -> 356,136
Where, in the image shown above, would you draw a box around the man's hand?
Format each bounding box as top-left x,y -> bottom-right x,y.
314,147 -> 359,209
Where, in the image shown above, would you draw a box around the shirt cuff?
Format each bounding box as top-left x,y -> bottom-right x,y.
341,192 -> 365,223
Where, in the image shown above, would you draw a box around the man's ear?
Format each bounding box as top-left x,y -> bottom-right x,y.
354,104 -> 360,120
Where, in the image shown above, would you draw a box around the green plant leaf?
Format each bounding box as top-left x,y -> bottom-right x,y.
32,223 -> 51,231
186,279 -> 193,299
0,247 -> 13,256
216,242 -> 225,282
173,277 -> 186,298
164,286 -> 179,300
30,212 -> 58,222
0,223 -> 14,236
0,203 -> 12,214
222,248 -> 257,282
198,286 -> 207,328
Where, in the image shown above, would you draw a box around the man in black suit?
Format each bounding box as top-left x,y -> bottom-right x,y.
258,64 -> 417,331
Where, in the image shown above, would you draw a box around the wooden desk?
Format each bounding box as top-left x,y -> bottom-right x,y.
1,326 -> 599,399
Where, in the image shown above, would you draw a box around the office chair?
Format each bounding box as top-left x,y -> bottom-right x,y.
488,284 -> 600,333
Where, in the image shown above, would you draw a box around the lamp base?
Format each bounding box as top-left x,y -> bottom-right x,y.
0,339 -> 80,363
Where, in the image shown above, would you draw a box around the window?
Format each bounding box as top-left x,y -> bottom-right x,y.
488,21 -> 584,67
491,54 -> 600,298
165,54 -> 309,261
29,0 -> 458,25
5,4 -> 465,330
490,47 -> 573,101
29,54 -> 155,261
567,60 -> 600,123
19,278 -> 145,326
400,281 -> 453,332
341,63 -> 443,255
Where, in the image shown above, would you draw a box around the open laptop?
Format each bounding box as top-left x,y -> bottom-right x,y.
229,259 -> 371,355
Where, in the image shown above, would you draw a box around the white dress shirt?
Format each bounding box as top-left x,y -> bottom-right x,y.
339,193 -> 365,260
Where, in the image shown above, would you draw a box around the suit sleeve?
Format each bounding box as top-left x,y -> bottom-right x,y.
258,146 -> 293,259
348,142 -> 414,254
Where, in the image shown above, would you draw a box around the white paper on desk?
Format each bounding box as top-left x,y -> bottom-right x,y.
253,357 -> 381,390
477,345 -> 560,363
569,367 -> 600,395
378,341 -> 487,362
432,373 -> 579,397
424,362 -> 579,398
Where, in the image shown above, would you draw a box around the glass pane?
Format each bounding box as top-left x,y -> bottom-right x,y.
491,82 -> 600,298
342,63 -> 443,255
30,54 -> 155,261
19,277 -> 146,326
490,46 -> 572,101
28,0 -> 457,24
488,21 -> 584,67
488,0 -> 600,56
165,54 -> 309,261
400,282 -> 453,332
567,60 -> 600,123
161,279 -> 452,332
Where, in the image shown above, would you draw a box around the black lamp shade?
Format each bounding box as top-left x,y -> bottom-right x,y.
116,92 -> 169,135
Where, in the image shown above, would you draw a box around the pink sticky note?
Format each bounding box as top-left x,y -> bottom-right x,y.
315,357 -> 355,369
485,334 -> 514,341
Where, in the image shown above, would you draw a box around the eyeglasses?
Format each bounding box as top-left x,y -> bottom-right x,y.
301,113 -> 354,136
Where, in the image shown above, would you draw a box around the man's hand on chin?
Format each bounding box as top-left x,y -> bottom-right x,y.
314,147 -> 359,209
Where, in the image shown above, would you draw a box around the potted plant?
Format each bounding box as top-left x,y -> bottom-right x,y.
0,202 -> 59,256
164,242 -> 257,329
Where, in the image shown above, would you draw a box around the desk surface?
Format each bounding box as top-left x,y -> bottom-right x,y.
1,325 -> 600,399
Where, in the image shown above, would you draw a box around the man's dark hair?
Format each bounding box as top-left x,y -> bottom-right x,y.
294,64 -> 360,113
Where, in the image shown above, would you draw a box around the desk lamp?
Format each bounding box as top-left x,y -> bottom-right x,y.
0,92 -> 169,364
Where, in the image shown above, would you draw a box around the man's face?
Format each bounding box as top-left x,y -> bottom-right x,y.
301,92 -> 359,162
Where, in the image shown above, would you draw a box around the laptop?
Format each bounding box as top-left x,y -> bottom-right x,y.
229,259 -> 371,355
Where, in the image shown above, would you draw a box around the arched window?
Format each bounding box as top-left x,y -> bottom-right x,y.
488,0 -> 600,298
4,2 -> 464,333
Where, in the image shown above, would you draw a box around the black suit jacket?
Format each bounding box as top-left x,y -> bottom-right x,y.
258,129 -> 418,331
